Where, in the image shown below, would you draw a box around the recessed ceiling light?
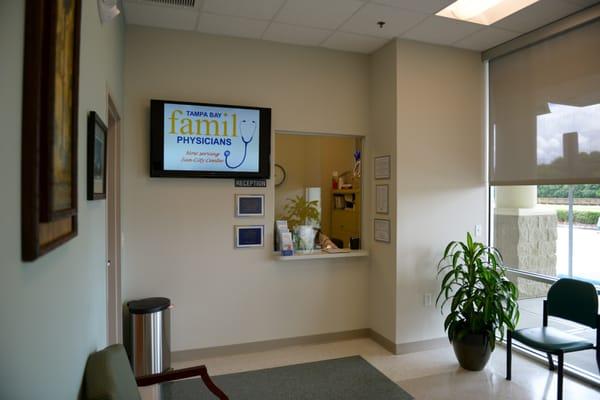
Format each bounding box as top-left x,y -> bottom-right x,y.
436,0 -> 539,25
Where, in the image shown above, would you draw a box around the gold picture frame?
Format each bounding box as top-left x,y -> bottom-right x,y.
22,0 -> 81,261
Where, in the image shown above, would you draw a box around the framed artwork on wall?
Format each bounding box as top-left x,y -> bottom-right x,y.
87,112 -> 107,200
374,155 -> 391,180
235,225 -> 264,248
235,194 -> 264,217
21,0 -> 82,261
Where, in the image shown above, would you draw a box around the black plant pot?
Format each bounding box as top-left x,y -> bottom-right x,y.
452,332 -> 492,371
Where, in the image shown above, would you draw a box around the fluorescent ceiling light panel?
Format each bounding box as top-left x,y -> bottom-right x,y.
436,0 -> 539,25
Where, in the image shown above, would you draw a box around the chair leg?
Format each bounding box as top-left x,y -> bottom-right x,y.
547,353 -> 555,371
199,368 -> 229,400
557,352 -> 564,400
596,346 -> 600,372
506,330 -> 512,381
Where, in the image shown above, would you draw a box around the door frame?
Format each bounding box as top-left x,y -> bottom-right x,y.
106,93 -> 122,344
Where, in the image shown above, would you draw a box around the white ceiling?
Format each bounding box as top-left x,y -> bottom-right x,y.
122,0 -> 598,54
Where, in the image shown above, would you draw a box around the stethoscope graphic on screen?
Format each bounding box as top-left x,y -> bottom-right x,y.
224,119 -> 257,169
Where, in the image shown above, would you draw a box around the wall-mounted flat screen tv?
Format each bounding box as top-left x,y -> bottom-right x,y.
150,99 -> 271,179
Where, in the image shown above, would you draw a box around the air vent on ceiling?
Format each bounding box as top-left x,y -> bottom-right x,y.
141,0 -> 195,7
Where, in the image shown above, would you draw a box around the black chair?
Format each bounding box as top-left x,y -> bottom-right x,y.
506,278 -> 599,400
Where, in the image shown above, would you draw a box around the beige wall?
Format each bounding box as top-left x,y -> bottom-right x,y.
123,26 -> 371,352
275,133 -> 358,235
0,1 -> 125,398
123,29 -> 485,352
0,3 -> 490,394
366,39 -> 486,346
394,39 -> 486,343
368,41 -> 399,342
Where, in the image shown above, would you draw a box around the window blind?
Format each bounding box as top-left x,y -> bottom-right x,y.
489,19 -> 600,186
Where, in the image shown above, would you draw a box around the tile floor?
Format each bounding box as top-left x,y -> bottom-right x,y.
140,338 -> 599,399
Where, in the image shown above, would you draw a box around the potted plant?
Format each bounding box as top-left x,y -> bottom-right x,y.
436,232 -> 519,371
280,195 -> 320,251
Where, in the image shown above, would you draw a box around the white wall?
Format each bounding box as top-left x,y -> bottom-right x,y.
394,40 -> 486,344
0,1 -> 124,399
123,26 -> 371,352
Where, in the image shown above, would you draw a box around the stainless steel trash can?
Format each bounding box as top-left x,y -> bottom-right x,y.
127,297 -> 171,377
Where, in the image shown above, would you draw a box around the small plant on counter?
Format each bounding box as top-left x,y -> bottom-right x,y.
281,195 -> 320,231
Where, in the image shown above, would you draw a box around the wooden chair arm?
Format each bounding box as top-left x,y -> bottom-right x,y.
136,365 -> 229,399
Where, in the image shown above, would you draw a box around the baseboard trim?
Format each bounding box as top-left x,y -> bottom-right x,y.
394,336 -> 448,355
172,328 -> 449,362
368,329 -> 448,355
367,329 -> 397,354
172,329 -> 370,363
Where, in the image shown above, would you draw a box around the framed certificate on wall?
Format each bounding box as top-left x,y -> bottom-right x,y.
374,219 -> 391,243
375,184 -> 389,214
374,155 -> 391,180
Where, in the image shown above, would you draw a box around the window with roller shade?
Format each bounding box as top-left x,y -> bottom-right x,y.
489,19 -> 600,286
488,18 -> 600,382
489,19 -> 600,186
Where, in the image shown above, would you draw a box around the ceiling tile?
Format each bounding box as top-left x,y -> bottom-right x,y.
371,0 -> 455,14
340,3 -> 427,38
124,1 -> 199,30
401,16 -> 483,46
203,0 -> 286,20
197,13 -> 269,39
492,0 -> 581,33
322,32 -> 389,53
262,22 -> 334,46
453,27 -> 520,51
275,0 -> 364,30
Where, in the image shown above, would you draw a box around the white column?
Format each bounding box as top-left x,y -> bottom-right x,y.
495,186 -> 537,209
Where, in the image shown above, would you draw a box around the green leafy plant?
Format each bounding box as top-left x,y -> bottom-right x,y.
538,184 -> 600,199
556,210 -> 600,225
436,232 -> 519,350
281,195 -> 320,231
